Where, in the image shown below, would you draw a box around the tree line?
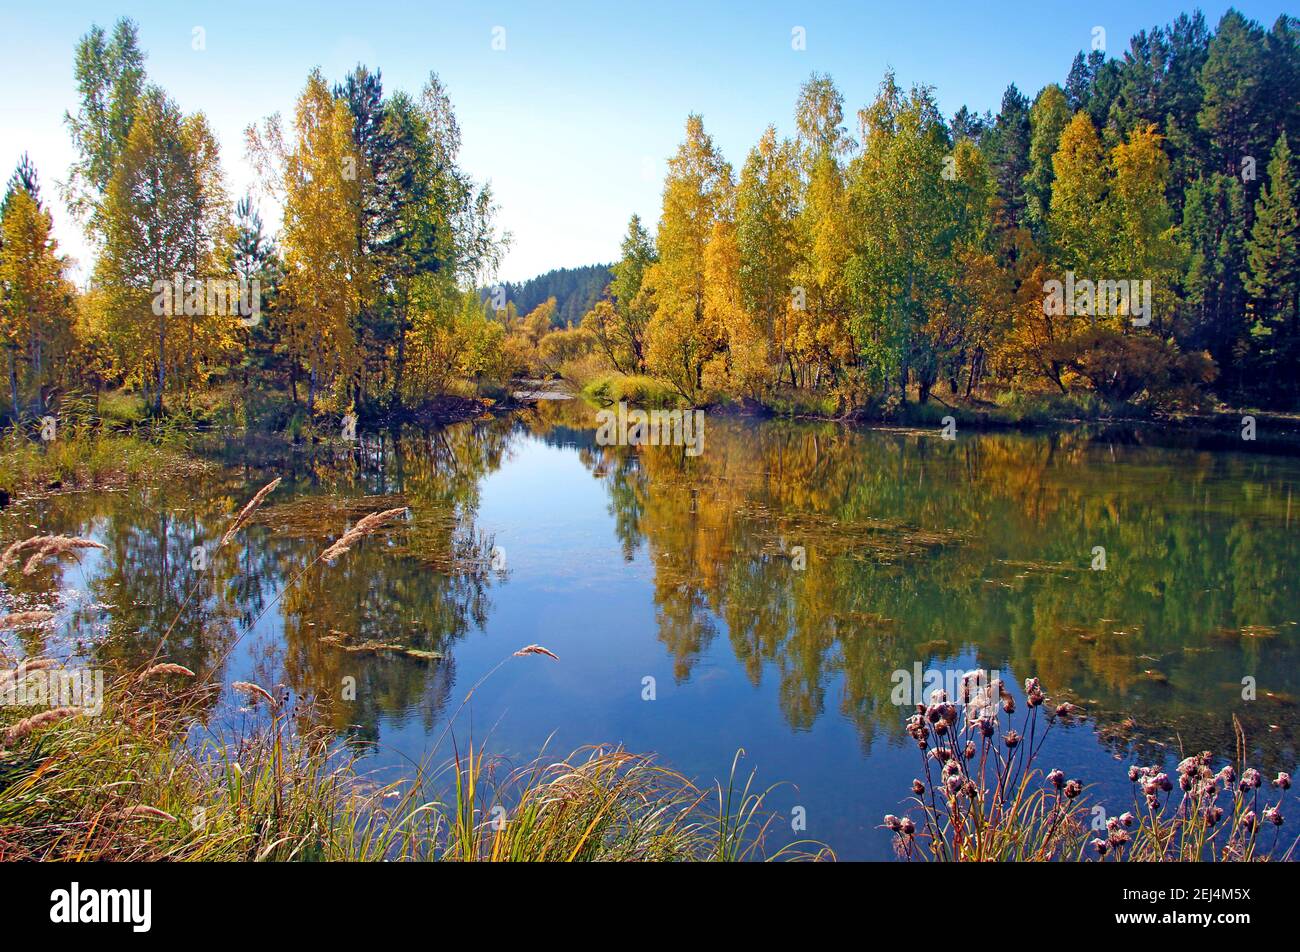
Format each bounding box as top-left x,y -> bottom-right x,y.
1,10 -> 1298,428
1,18 -> 512,427
571,9 -> 1299,411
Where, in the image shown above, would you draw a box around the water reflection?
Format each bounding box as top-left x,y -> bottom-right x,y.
2,403 -> 1297,835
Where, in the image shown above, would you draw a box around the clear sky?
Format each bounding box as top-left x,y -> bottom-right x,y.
0,1 -> 1292,284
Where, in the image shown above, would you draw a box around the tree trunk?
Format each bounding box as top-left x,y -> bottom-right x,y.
156,316 -> 166,416
7,349 -> 19,421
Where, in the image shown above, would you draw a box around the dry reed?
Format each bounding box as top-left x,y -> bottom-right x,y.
320,507 -> 409,561
140,663 -> 196,680
219,477 -> 281,547
0,610 -> 55,631
1,706 -> 83,748
232,681 -> 276,706
513,644 -> 560,661
1,535 -> 105,576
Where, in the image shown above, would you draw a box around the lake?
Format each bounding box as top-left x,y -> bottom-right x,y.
3,399 -> 1298,859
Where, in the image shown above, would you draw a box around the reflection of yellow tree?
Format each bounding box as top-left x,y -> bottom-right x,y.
549,401 -> 1300,766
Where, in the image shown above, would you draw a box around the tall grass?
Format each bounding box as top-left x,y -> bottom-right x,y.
0,480 -> 814,862
0,392 -> 203,494
581,374 -> 682,409
0,668 -> 809,861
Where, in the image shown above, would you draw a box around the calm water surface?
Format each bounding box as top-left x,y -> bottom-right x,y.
4,400 -> 1298,858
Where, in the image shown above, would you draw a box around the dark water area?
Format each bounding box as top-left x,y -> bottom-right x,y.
3,400 -> 1298,859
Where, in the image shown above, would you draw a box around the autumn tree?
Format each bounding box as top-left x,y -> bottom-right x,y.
1048,112 -> 1109,276
95,87 -> 232,414
735,126 -> 798,390
63,18 -> 145,231
644,115 -> 733,401
0,160 -> 75,416
248,69 -> 365,413
846,74 -> 954,400
1024,84 -> 1070,240
585,214 -> 655,374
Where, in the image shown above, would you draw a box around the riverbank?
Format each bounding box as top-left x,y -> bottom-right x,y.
572,374 -> 1300,446
0,479 -> 795,862
0,430 -> 209,503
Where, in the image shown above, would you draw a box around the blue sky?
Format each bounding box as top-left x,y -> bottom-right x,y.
0,1 -> 1292,283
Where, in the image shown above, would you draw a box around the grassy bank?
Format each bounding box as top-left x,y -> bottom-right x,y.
0,427 -> 208,499
0,480 -> 811,862
580,373 -> 682,410
571,372 -> 1300,445
0,676 -> 790,861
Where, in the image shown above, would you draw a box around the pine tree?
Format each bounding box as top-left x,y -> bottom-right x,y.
1244,133 -> 1300,394
986,84 -> 1032,229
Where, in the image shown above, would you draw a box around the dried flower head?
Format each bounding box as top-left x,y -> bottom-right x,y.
513,644 -> 560,661
141,663 -> 196,680
1,706 -> 83,747
220,478 -> 282,547
321,507 -> 409,561
13,536 -> 106,575
0,610 -> 55,631
232,681 -> 276,706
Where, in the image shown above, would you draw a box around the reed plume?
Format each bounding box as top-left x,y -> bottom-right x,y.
0,657 -> 58,691
1,706 -> 83,748
0,610 -> 55,631
0,536 -> 47,574
220,477 -> 282,547
110,805 -> 178,823
321,507 -> 409,561
16,536 -> 106,575
2,535 -> 104,575
232,680 -> 276,706
140,663 -> 196,680
514,644 -> 560,661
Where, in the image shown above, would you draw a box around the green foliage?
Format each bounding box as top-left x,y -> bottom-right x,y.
581,373 -> 681,409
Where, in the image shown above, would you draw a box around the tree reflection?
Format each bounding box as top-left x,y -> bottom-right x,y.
533,398 -> 1300,769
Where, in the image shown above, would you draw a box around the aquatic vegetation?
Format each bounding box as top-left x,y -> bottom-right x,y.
0,425 -> 207,497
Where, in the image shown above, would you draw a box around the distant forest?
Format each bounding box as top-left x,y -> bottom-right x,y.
485,265 -> 612,328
